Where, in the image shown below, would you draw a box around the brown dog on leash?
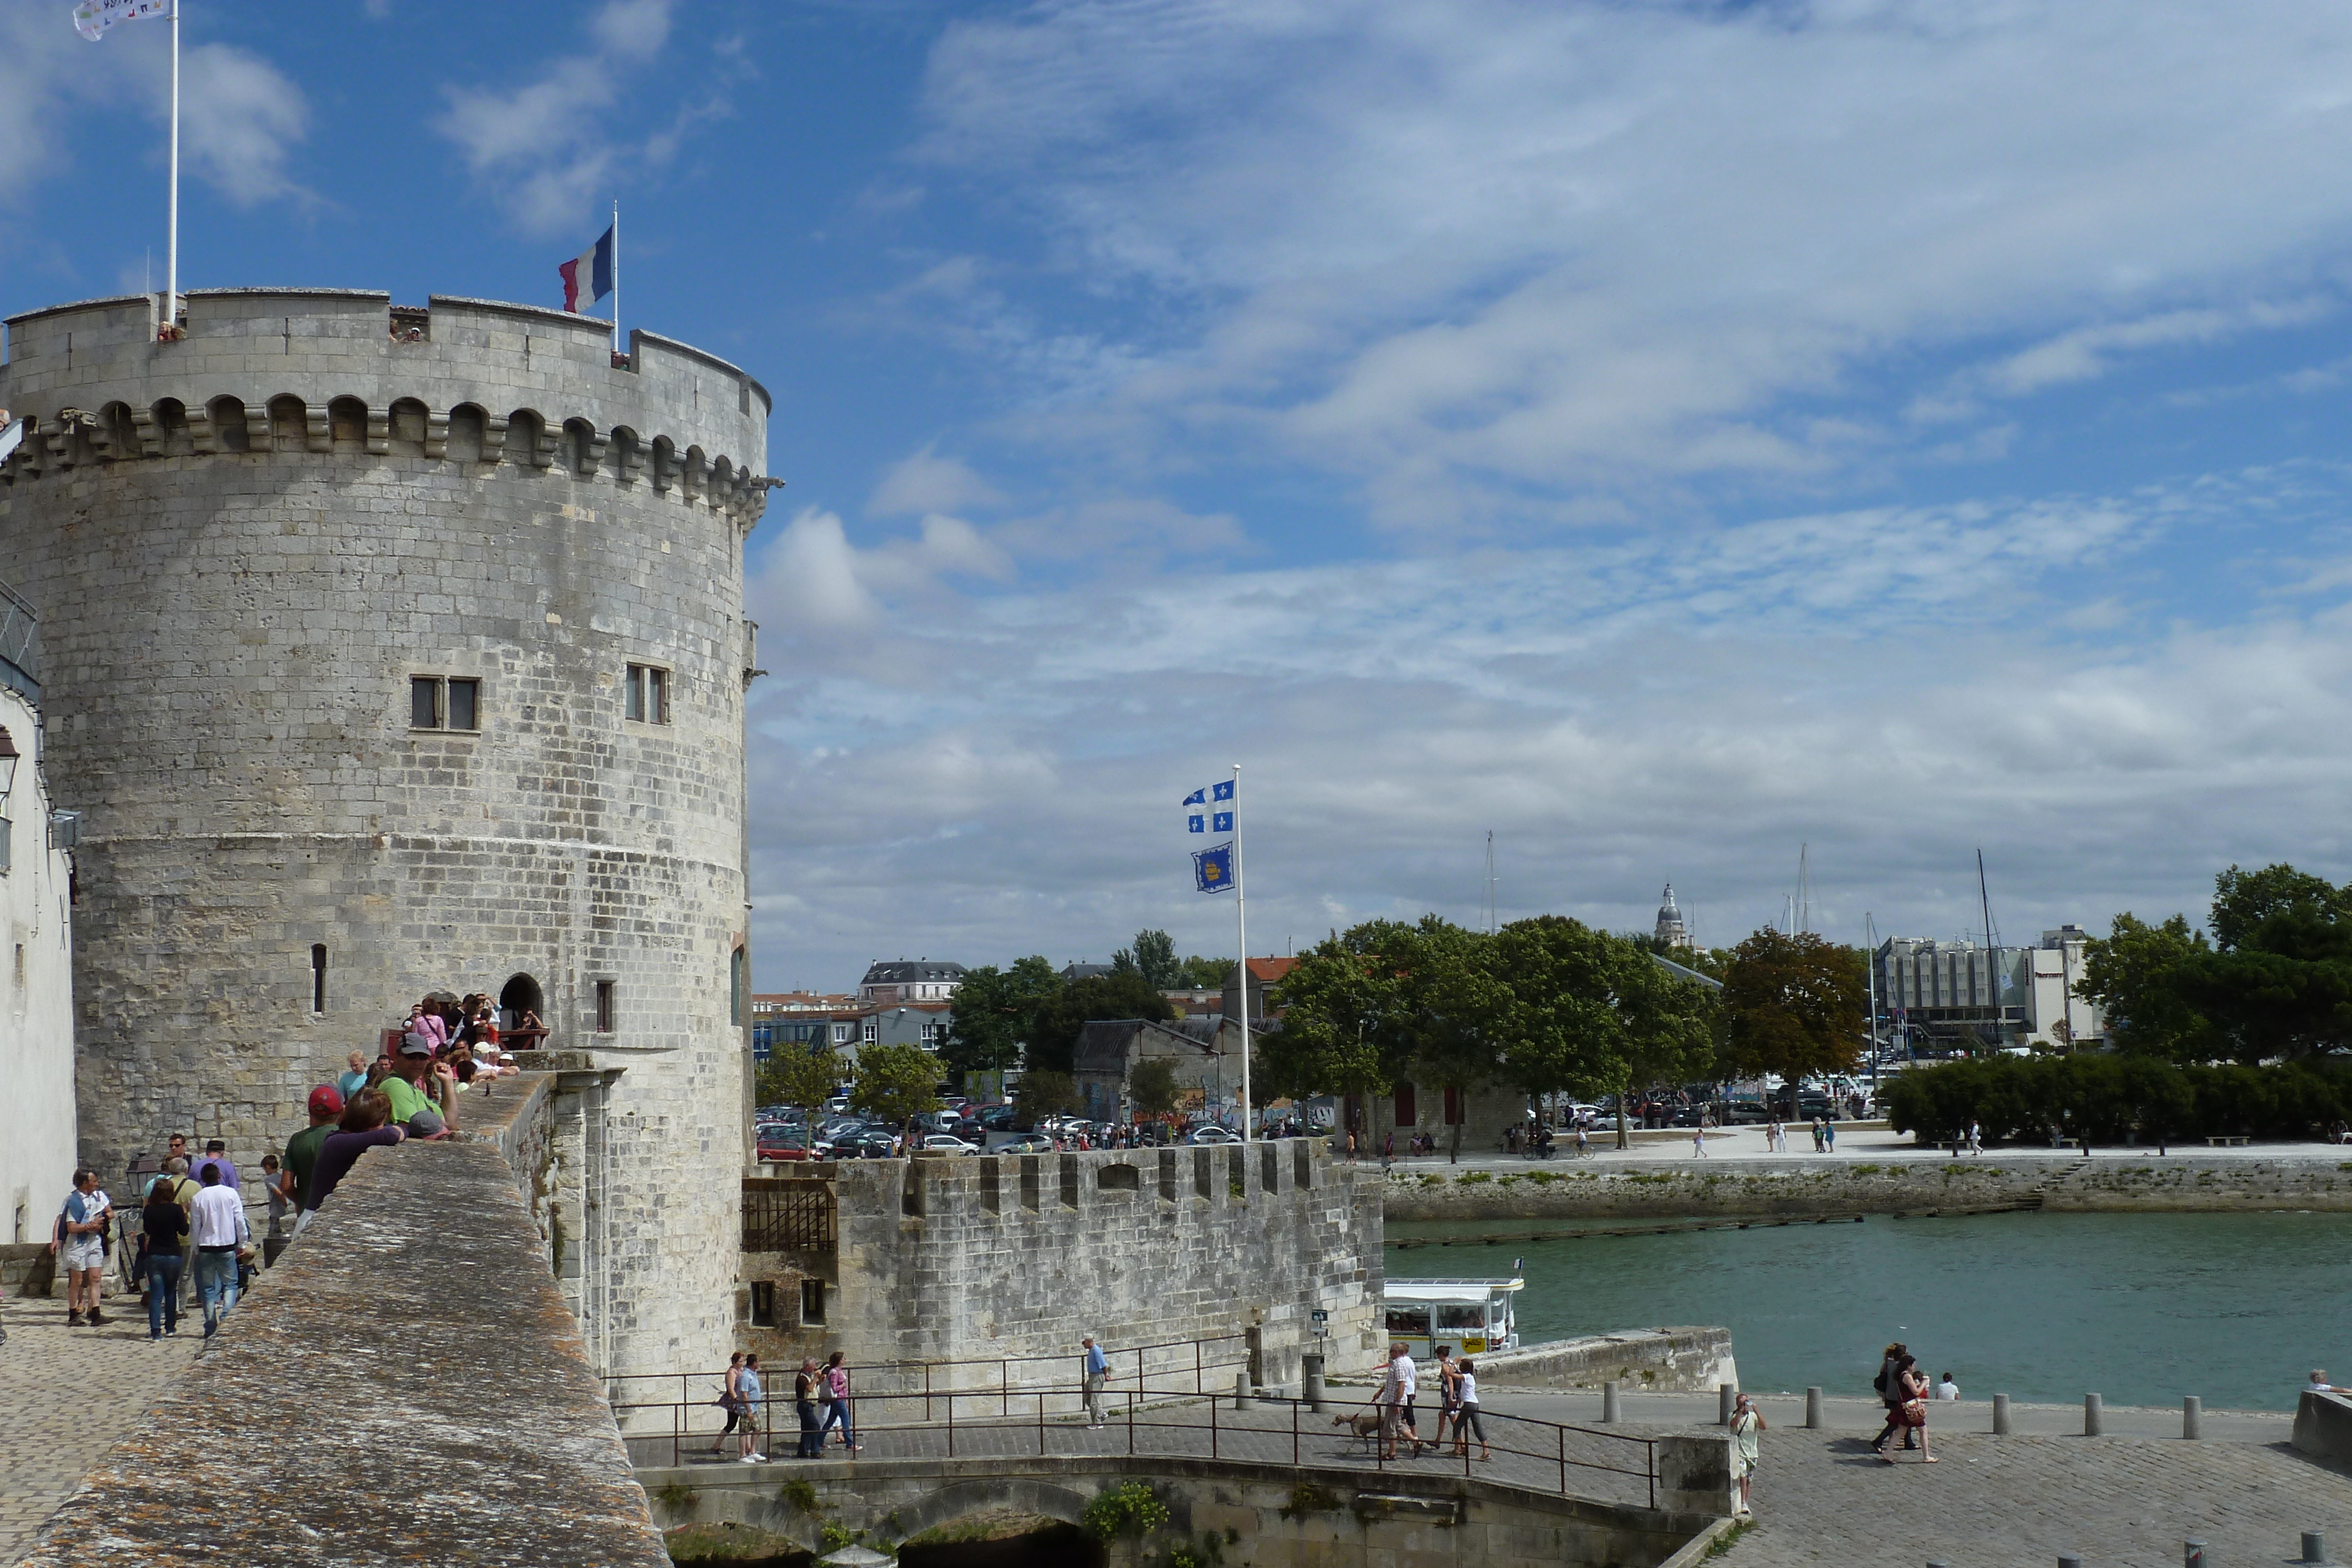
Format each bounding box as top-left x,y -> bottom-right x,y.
1333,1409 -> 1384,1452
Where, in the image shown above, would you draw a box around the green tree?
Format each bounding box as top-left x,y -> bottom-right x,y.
1391,918 -> 1511,1163
848,1041 -> 944,1142
2194,863 -> 2352,1061
2076,912 -> 2216,1062
1255,920 -> 1418,1111
944,956 -> 1062,1085
1499,917 -> 1719,1146
1025,972 -> 1175,1075
756,1042 -> 842,1124
1128,1058 -> 1180,1120
1016,1068 -> 1083,1124
1110,929 -> 1182,989
1719,929 -> 1866,1086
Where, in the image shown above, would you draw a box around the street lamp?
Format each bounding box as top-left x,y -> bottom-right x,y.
0,727 -> 18,805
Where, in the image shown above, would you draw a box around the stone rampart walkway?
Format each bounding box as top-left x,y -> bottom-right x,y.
0,1293 -> 201,1564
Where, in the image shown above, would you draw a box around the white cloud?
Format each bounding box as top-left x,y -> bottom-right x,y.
907,1 -> 2352,519
869,444 -> 1005,518
436,0 -> 725,238
180,44 -> 311,207
744,472 -> 2352,982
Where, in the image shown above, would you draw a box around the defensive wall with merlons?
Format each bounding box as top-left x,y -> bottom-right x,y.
0,287 -> 766,1383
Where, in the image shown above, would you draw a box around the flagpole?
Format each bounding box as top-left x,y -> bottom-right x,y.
610,198 -> 620,359
1232,763 -> 1250,1144
164,0 -> 179,337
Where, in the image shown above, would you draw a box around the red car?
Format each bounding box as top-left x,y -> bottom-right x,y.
756,1131 -> 813,1162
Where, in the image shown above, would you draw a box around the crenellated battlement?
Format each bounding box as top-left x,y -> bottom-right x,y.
0,289 -> 774,525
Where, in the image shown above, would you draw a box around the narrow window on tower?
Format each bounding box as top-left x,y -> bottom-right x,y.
596,979 -> 615,1034
446,678 -> 479,732
730,947 -> 747,1026
311,944 -> 327,1014
410,676 -> 440,730
625,663 -> 672,725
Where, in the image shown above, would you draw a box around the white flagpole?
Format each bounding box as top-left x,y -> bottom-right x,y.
610,198 -> 620,358
1232,763 -> 1250,1144
165,0 -> 179,336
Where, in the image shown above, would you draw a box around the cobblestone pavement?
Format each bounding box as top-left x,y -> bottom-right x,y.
0,1291 -> 202,1564
1720,1425 -> 2352,1568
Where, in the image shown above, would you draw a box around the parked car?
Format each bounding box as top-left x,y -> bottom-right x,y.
756,1132 -> 813,1162
1183,1125 -> 1240,1145
995,1132 -> 1055,1154
920,1134 -> 980,1156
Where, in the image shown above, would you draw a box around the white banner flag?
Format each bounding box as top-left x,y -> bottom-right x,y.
72,0 -> 171,42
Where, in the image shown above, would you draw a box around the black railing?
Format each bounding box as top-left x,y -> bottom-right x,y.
741,1178 -> 836,1252
620,1388 -> 1659,1510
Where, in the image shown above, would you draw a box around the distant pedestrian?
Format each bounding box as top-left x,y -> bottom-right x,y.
196,1140 -> 239,1196
1811,1117 -> 1826,1153
1431,1345 -> 1459,1443
710,1352 -> 745,1454
1766,1118 -> 1784,1154
736,1354 -> 767,1463
1936,1372 -> 1959,1400
1870,1342 -> 1916,1454
1082,1335 -> 1111,1427
1879,1358 -> 1935,1463
1966,1120 -> 1983,1156
260,1154 -> 290,1239
1729,1392 -> 1765,1515
2306,1369 -> 2348,1395
794,1358 -> 824,1458
189,1161 -> 250,1338
1822,1119 -> 1836,1153
283,1086 -> 343,1228
1374,1341 -> 1416,1460
54,1169 -> 112,1327
1692,1114 -> 1710,1157
138,1176 -> 188,1340
337,1051 -> 369,1101
818,1352 -> 860,1452
1452,1358 -> 1491,1461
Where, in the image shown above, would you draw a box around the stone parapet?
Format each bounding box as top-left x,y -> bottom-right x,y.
2292,1389 -> 2352,1468
14,1138 -> 669,1568
1474,1329 -> 1738,1395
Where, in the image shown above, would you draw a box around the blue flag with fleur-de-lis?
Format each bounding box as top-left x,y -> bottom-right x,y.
1183,780 -> 1235,835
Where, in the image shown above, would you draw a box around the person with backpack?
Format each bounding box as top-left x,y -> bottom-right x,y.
1870,1341 -> 1916,1455
54,1170 -> 112,1326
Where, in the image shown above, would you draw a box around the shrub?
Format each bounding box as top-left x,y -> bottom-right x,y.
1083,1481 -> 1169,1541
1880,1055 -> 2352,1142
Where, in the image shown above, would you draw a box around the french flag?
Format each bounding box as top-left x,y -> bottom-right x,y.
559,225 -> 614,314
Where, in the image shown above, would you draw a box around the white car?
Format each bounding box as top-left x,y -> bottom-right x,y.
920,1134 -> 980,1155
1182,1125 -> 1240,1145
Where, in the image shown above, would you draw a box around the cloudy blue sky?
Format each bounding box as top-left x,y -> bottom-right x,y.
8,0 -> 2352,985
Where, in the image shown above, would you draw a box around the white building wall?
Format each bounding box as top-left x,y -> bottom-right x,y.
0,685 -> 75,1244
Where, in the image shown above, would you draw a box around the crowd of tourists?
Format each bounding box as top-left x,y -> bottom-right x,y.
1369,1341 -> 1494,1463
30,989 -> 537,1340
711,1351 -> 866,1463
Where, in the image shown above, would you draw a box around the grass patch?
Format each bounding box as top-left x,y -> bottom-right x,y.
1280,1482 -> 1342,1519
1457,1170 -> 1493,1185
1703,1519 -> 1754,1559
777,1477 -> 818,1516
663,1522 -> 807,1566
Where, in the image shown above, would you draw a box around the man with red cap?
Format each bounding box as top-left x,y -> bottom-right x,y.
283,1085 -> 344,1234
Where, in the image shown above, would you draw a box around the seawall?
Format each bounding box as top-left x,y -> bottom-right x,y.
1475,1328 -> 1738,1394
1379,1155 -> 2352,1222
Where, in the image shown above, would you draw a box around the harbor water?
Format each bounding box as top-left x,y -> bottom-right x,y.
1385,1209 -> 2352,1410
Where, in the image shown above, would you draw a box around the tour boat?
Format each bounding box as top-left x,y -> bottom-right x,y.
1381,1277 -> 1524,1358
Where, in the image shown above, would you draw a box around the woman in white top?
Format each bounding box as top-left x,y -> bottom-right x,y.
1450,1359 -> 1490,1460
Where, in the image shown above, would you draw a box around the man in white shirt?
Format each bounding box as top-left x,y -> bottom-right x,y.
2306,1370 -> 2347,1395
189,1162 -> 251,1339
1936,1373 -> 1960,1400
1377,1342 -> 1418,1460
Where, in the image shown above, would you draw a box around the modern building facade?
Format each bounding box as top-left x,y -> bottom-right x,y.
1875,928 -> 2105,1050
0,578 -> 77,1246
0,288 -> 769,1380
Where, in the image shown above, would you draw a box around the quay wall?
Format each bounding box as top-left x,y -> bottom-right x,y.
1379,1155 -> 2352,1222
1474,1328 -> 1739,1395
741,1142 -> 1385,1387
16,1137 -> 669,1568
640,1449 -> 1729,1568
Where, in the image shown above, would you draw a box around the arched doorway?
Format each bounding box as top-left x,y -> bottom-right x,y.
499,972 -> 546,1041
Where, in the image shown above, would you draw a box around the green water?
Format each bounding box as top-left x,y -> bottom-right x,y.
1385,1210 -> 2352,1410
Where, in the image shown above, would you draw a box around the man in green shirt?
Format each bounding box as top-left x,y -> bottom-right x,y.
283,1086 -> 343,1216
384,1037 -> 457,1137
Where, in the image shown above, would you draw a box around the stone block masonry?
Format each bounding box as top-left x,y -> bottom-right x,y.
0,288 -> 769,1386
744,1142 -> 1385,1388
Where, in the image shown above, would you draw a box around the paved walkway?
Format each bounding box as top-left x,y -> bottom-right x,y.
0,1290 -> 202,1564
1363,1124 -> 2352,1170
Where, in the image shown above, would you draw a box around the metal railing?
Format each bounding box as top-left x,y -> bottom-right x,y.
612,1333 -> 1253,1429
622,1388 -> 1659,1510
741,1178 -> 836,1252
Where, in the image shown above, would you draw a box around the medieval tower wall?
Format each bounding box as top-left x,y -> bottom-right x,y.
0,287 -> 766,1378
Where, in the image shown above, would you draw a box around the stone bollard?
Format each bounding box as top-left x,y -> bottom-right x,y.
2184,1540 -> 2206,1568
2059,1555 -> 2083,1568
1302,1354 -> 1326,1415
1928,1561 -> 1950,1568
2183,1396 -> 2202,1440
2303,1532 -> 2328,1565
1602,1380 -> 1621,1423
1719,1382 -> 1736,1426
1806,1386 -> 1823,1429
1234,1372 -> 1253,1412
1993,1393 -> 2012,1436
2085,1392 -> 2104,1436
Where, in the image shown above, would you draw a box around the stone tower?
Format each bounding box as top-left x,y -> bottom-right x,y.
0,288 -> 767,1379
1654,883 -> 1692,951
